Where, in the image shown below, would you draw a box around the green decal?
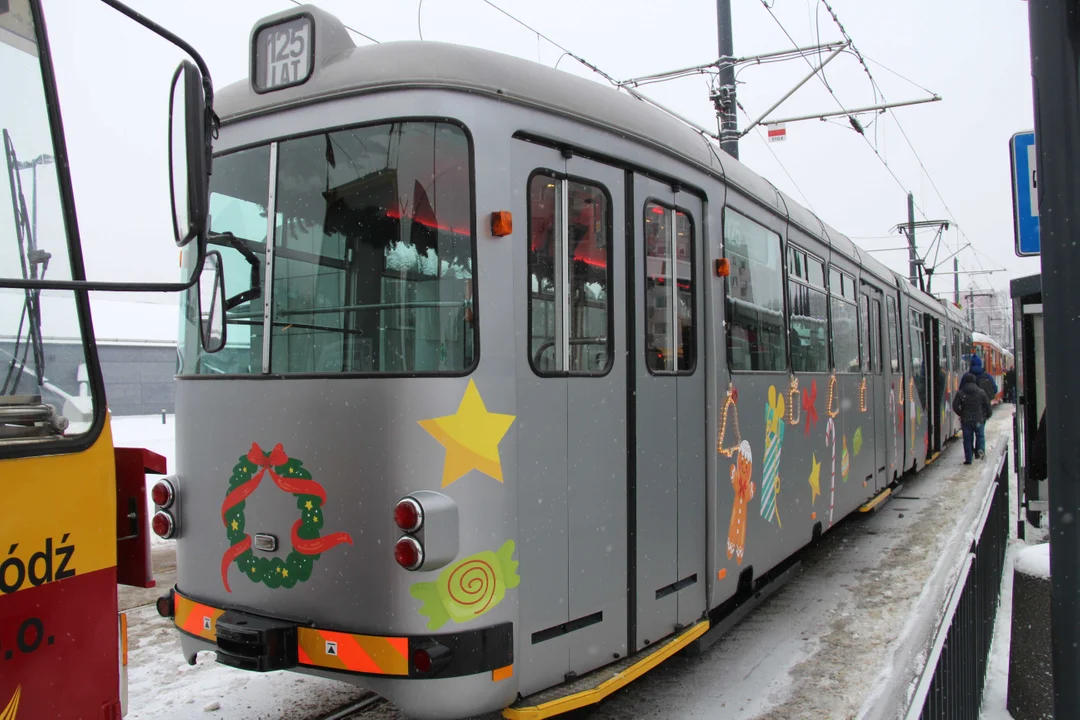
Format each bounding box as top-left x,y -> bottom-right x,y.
410,540 -> 520,630
853,427 -> 863,456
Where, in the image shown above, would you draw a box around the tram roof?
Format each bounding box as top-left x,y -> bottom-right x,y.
217,4 -> 934,310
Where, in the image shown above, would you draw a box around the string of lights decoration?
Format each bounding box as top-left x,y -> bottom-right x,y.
826,372 -> 841,418
717,383 -> 742,456
788,376 -> 802,425
859,376 -> 868,412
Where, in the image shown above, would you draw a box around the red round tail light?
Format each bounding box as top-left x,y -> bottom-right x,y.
394,536 -> 423,571
152,511 -> 175,539
413,648 -> 432,673
151,479 -> 175,509
394,497 -> 423,533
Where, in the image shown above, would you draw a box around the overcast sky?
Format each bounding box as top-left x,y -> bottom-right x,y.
26,0 -> 1039,300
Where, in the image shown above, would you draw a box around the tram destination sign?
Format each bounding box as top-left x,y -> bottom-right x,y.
253,14 -> 314,93
1010,131 -> 1040,256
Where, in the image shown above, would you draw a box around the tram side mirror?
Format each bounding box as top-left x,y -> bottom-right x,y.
199,251 -> 226,353
169,60 -> 209,248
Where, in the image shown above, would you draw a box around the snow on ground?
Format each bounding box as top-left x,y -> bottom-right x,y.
125,604 -> 368,720
1014,543 -> 1050,579
979,412 -> 1051,720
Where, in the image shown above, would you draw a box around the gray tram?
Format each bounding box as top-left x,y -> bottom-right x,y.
155,6 -> 973,719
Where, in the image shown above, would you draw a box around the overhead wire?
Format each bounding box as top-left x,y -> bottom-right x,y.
287,0 -> 380,43
757,0 -> 931,222
477,0 -> 619,86
737,100 -> 816,212
816,1 -> 1005,277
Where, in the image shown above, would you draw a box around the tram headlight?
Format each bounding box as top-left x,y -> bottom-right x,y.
151,479 -> 176,509
394,536 -> 424,571
394,497 -> 424,533
152,511 -> 176,540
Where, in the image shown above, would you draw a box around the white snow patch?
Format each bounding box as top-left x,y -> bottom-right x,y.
1014,543 -> 1050,580
979,542 -> 1016,720
125,605 -> 367,719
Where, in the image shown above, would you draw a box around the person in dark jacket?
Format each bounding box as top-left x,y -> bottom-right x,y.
953,373 -> 992,464
961,355 -> 998,458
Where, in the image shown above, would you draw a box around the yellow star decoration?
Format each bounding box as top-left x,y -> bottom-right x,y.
282,569 -> 289,578
418,379 -> 516,488
808,453 -> 821,505
304,500 -> 313,510
231,520 -> 239,531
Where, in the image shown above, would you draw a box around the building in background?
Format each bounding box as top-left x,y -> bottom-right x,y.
0,294 -> 177,417
965,286 -> 1013,350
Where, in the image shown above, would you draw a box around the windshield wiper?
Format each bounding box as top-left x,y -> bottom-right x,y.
207,230 -> 262,310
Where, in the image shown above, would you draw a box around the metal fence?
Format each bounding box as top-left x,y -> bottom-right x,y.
905,448 -> 1010,720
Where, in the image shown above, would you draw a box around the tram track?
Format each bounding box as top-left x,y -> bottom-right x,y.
314,693 -> 385,720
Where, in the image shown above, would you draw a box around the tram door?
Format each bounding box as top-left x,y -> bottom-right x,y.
513,145 -> 629,692
631,175 -> 706,651
864,288 -> 888,492
927,315 -> 944,455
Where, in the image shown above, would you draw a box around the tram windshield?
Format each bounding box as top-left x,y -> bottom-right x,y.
1,1 -> 95,437
180,121 -> 476,376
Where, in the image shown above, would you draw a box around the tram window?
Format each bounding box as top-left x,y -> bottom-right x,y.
911,310 -> 926,406
645,201 -> 695,373
887,295 -> 900,373
872,298 -> 883,374
830,295 -> 860,373
859,293 -> 871,373
788,280 -> 828,373
267,121 -> 475,374
953,328 -> 962,373
723,208 -> 786,371
529,174 -> 613,376
181,145 -> 271,375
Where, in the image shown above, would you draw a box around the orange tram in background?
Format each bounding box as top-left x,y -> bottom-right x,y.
971,331 -> 1013,402
1,1 -> 214,717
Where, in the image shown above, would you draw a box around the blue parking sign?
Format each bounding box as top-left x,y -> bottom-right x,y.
1011,131 -> 1040,256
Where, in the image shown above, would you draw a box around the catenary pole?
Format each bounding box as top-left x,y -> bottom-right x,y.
954,258 -> 959,306
907,192 -> 917,286
1027,0 -> 1080,716
717,0 -> 738,158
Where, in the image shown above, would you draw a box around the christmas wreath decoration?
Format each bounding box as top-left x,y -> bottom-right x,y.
220,443 -> 353,592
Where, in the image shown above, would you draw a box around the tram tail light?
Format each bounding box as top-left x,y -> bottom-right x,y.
152,511 -> 176,539
412,641 -> 452,675
394,497 -> 424,533
394,536 -> 424,571
151,479 -> 175,509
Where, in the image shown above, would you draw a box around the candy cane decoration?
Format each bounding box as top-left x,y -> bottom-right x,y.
825,416 -> 837,526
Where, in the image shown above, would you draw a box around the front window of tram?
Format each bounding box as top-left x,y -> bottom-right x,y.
0,4 -> 95,436
181,121 -> 476,375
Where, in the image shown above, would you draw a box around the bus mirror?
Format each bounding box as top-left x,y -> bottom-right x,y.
199,251 -> 226,353
169,59 -> 208,248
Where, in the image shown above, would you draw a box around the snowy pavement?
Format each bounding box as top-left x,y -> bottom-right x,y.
111,411 -> 1022,720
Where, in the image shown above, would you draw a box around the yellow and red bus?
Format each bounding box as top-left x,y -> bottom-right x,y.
1,1 -> 214,716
